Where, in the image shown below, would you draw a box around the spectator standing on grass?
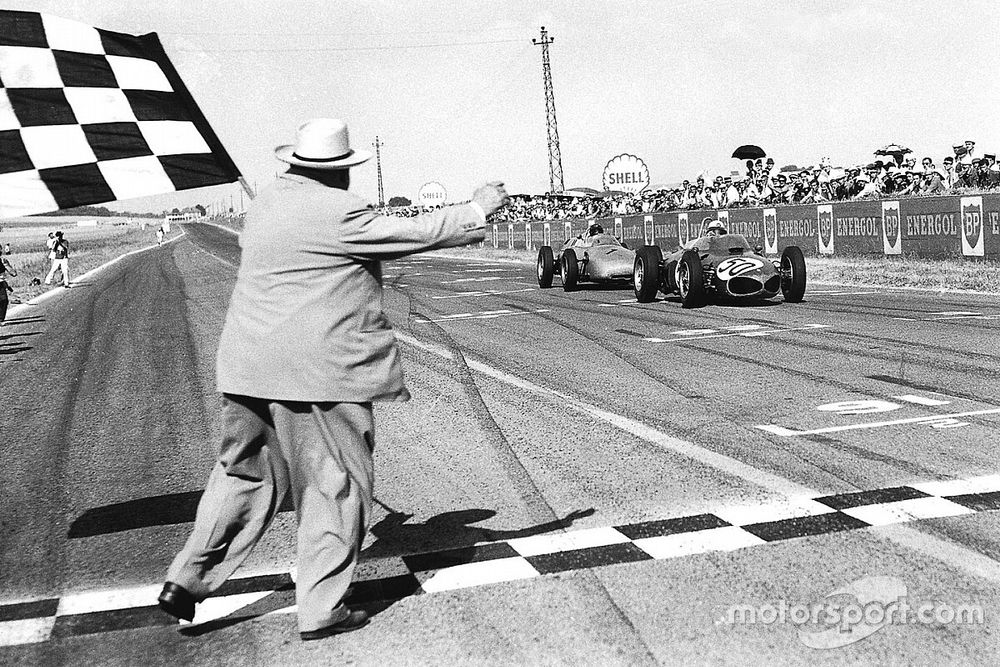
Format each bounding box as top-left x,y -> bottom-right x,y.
157,117 -> 508,641
45,231 -> 56,260
156,226 -> 164,245
3,243 -> 10,255
44,231 -> 70,288
0,254 -> 16,326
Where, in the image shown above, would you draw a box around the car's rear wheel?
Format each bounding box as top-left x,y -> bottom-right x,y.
536,246 -> 554,288
677,250 -> 706,308
561,249 -> 579,291
780,245 -> 807,302
633,245 -> 662,302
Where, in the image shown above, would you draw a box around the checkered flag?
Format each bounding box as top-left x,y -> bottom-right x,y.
0,11 -> 242,218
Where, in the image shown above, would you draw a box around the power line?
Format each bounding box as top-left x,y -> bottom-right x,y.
172,38 -> 524,53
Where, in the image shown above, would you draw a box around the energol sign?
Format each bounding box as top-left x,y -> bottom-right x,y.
418,181 -> 447,206
602,153 -> 650,194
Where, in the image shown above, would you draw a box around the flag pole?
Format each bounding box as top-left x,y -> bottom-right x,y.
238,176 -> 255,201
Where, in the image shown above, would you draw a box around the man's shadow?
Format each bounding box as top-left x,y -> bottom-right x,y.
180,505 -> 594,636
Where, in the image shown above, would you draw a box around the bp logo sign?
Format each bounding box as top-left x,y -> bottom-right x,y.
763,208 -> 778,255
677,212 -> 689,246
602,154 -> 650,194
881,201 -> 901,255
960,196 -> 984,256
817,205 -> 834,255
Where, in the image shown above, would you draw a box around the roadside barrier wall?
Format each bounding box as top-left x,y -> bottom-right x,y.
492,193 -> 1000,259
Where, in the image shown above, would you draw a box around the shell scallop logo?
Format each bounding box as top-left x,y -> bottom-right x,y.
602,154 -> 650,194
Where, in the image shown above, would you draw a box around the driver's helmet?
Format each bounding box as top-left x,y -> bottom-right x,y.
587,223 -> 604,237
705,219 -> 728,236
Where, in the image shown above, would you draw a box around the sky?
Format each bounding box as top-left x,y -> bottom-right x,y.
6,0 -> 1000,213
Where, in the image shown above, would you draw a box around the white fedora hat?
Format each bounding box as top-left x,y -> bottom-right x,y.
274,118 -> 372,169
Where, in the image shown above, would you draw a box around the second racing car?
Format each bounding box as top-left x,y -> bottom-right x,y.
537,224 -> 636,291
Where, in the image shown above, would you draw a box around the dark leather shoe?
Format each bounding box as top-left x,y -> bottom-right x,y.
300,610 -> 369,641
158,582 -> 196,621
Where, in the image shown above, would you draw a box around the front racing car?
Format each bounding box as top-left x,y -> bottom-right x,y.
632,233 -> 807,307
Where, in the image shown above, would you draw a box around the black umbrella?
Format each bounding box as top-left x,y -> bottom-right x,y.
732,144 -> 766,160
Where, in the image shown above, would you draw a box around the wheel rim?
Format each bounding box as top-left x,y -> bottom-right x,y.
634,261 -> 644,291
678,262 -> 690,297
537,257 -> 544,281
781,256 -> 792,288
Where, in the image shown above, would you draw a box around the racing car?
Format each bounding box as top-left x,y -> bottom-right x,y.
537,225 -> 636,291
632,219 -> 807,307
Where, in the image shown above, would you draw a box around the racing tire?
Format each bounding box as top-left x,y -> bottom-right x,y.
780,245 -> 807,303
633,246 -> 662,303
536,246 -> 555,288
677,249 -> 706,308
560,249 -> 579,291
663,260 -> 678,292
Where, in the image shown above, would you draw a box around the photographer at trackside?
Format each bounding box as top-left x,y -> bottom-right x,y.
158,118 -> 508,641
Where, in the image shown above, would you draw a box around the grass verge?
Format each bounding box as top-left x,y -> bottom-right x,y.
3,227 -> 182,303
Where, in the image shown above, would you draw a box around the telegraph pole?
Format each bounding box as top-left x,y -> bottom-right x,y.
372,136 -> 385,207
532,26 -> 565,194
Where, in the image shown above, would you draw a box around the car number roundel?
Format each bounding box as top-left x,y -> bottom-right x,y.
716,257 -> 764,280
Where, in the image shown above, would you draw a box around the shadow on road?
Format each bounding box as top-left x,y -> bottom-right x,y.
67,490 -> 295,538
176,506 -> 595,637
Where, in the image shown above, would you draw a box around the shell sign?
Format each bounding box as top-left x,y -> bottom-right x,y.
418,181 -> 447,206
602,154 -> 649,194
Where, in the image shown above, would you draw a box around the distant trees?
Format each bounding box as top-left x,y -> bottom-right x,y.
388,196 -> 412,207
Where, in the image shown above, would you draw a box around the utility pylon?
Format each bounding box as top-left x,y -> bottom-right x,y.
372,136 -> 385,207
532,26 -> 564,194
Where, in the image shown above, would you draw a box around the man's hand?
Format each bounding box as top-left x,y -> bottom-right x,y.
473,181 -> 509,217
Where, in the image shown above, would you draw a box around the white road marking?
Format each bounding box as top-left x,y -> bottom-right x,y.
431,288 -> 535,299
420,557 -> 538,593
57,584 -> 162,616
673,329 -> 718,336
634,526 -> 765,560
841,497 -> 974,527
413,309 -> 549,324
910,473 -> 1000,497
0,617 -> 56,647
645,324 -> 830,343
755,407 -> 1000,437
725,325 -> 763,331
714,498 -> 836,526
441,277 -> 505,284
508,527 -> 631,557
893,394 -> 950,406
184,591 -> 273,626
930,311 -> 982,316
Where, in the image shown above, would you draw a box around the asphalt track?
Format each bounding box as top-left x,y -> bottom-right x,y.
1,222 -> 998,665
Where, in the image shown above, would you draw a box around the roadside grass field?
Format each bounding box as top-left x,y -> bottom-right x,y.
431,245 -> 1000,293
1,217 -> 178,302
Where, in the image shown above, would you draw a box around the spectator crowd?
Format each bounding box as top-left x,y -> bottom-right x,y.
386,140 -> 1000,222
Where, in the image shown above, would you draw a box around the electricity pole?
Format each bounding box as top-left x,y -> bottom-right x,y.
533,26 -> 565,194
372,136 -> 385,207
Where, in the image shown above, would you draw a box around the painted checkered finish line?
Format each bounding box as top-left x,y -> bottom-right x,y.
3,478 -> 999,647
0,11 -> 240,217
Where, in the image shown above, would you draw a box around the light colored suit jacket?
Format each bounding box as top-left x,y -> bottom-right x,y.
216,173 -> 486,402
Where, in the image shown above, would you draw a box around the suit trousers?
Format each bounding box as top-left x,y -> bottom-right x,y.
166,394 -> 375,632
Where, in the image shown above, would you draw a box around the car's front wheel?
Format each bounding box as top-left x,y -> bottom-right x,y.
677,250 -> 706,308
537,246 -> 554,288
633,246 -> 662,302
780,246 -> 807,302
561,249 -> 579,291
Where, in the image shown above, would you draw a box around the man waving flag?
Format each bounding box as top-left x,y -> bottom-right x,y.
0,11 -> 242,218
